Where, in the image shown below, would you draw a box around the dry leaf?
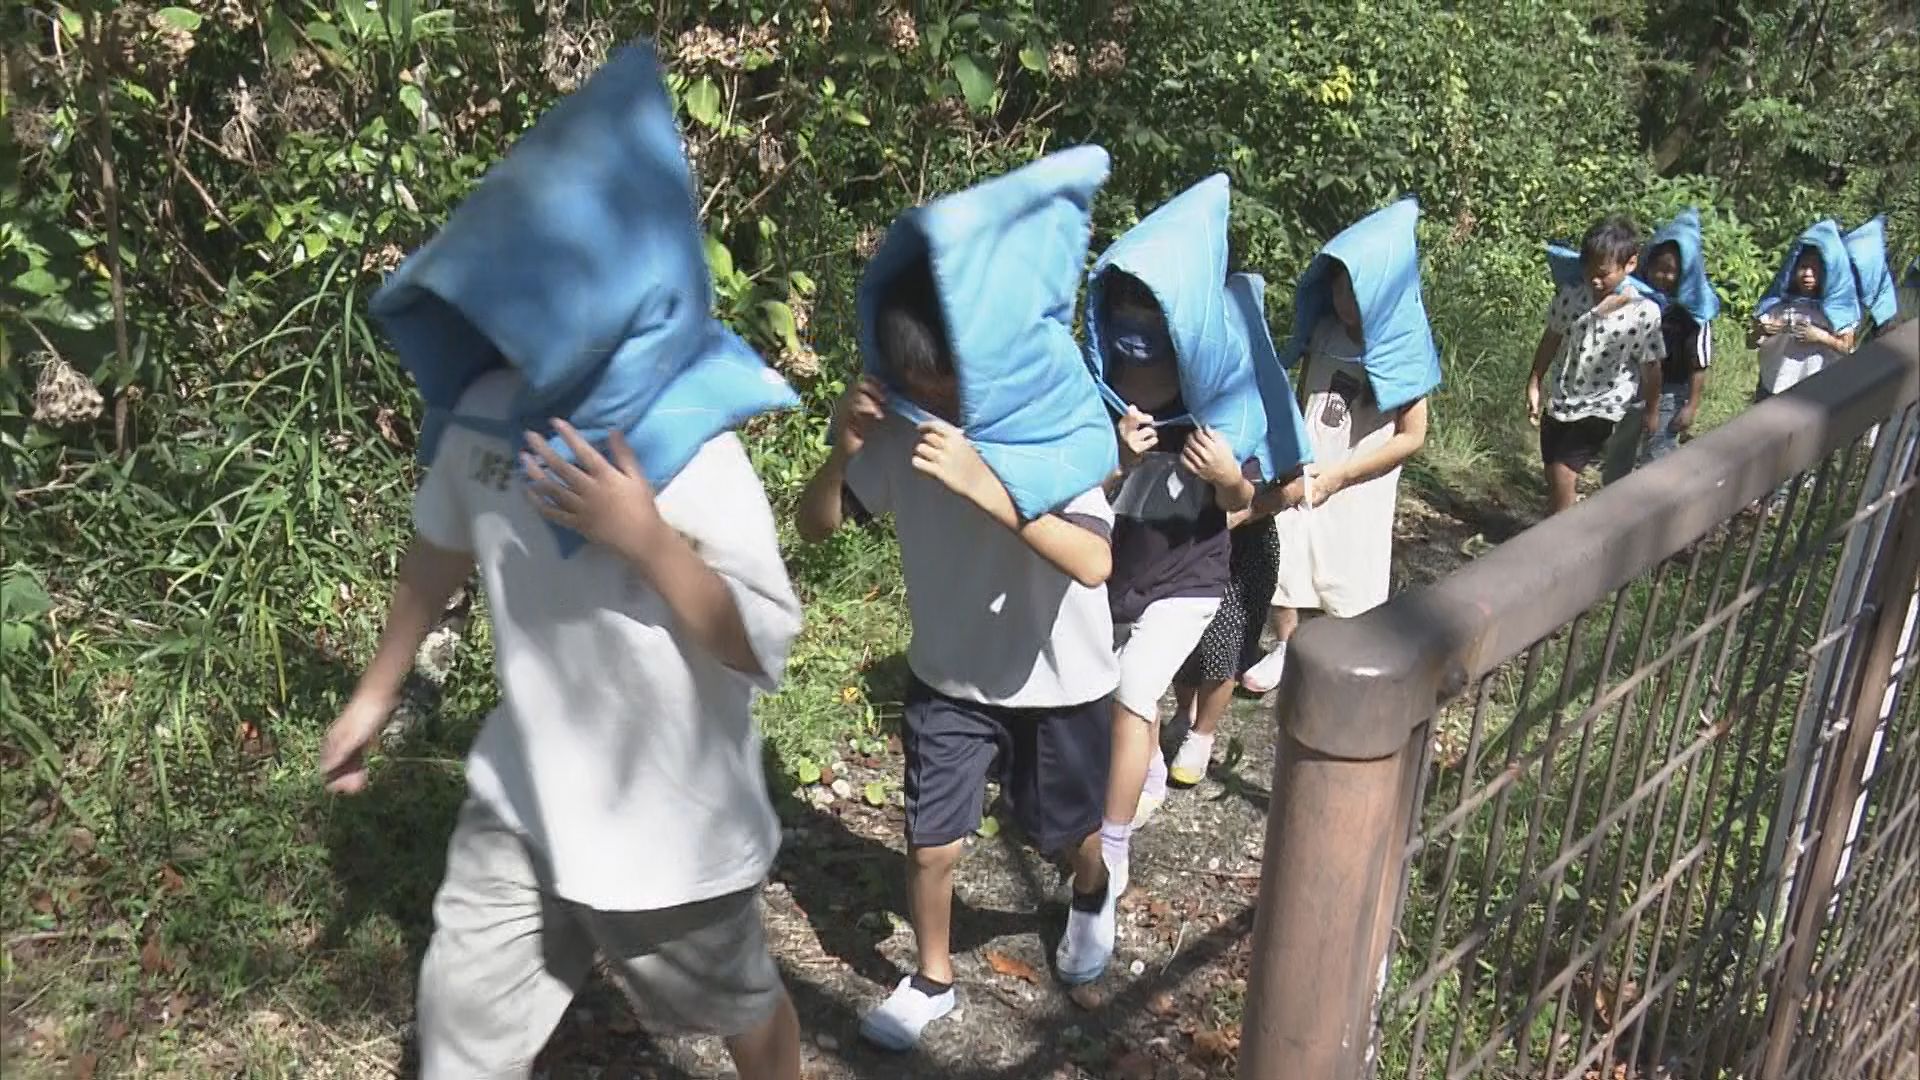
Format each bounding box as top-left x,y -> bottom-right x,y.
1068,983 -> 1107,1011
157,866 -> 186,894
1108,1049 -> 1156,1080
69,1051 -> 98,1080
818,764 -> 837,786
102,1018 -> 129,1045
984,949 -> 1041,985
1147,991 -> 1180,1018
138,936 -> 172,976
30,888 -> 55,915
69,827 -> 97,856
1191,1027 -> 1237,1064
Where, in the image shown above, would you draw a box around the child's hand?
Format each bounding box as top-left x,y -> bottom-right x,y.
1305,463 -> 1347,508
1594,292 -> 1635,318
1116,407 -> 1158,467
833,377 -> 888,457
1672,404 -> 1697,434
1789,323 -> 1829,348
321,693 -> 394,794
522,421 -> 666,559
1180,427 -> 1242,488
911,419 -> 1001,507
1526,379 -> 1543,428
1643,407 -> 1662,439
1280,473 -> 1310,509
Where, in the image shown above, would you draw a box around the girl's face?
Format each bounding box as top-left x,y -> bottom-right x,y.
897,368 -> 960,424
1106,292 -> 1182,412
1646,246 -> 1682,296
1329,264 -> 1363,338
1792,251 -> 1824,297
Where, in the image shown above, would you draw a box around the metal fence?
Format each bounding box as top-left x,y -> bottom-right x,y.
1241,319 -> 1920,1080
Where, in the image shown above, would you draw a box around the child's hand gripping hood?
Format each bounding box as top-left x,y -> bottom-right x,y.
1646,208 -> 1723,325
1757,219 -> 1864,331
1842,216 -> 1898,329
1280,197 -> 1443,414
855,145 -> 1119,520
1084,174 -> 1272,476
369,42 -> 798,554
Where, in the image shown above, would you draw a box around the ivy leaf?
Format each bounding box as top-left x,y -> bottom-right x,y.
155,7 -> 203,32
975,815 -> 1001,839
1019,46 -> 1046,74
950,55 -> 995,112
863,781 -> 887,807
684,77 -> 723,128
795,757 -> 821,785
399,84 -> 425,121
703,234 -> 735,280
12,267 -> 62,298
760,300 -> 802,353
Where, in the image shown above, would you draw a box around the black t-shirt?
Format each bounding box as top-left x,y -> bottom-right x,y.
1659,307 -> 1712,387
1107,415 -> 1257,624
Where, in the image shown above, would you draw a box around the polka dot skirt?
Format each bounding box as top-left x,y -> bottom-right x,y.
1178,521 -> 1282,684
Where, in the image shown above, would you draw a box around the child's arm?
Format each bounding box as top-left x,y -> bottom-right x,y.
1675,321 -> 1712,434
322,537 -> 475,793
1793,323 -> 1855,354
1306,398 -> 1430,507
523,423 -> 765,676
797,378 -> 888,542
910,419 -> 1112,587
1230,470 -> 1308,528
1526,330 -> 1561,427
1748,314 -> 1782,349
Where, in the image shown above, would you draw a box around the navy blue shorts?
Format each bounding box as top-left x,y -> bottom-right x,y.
901,679 -> 1111,853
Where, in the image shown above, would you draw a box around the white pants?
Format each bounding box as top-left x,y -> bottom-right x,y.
1113,596 -> 1223,720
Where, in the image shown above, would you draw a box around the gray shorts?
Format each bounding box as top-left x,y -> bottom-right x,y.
416,799 -> 783,1079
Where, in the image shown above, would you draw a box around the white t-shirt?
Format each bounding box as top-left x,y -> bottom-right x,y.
1757,297 -> 1853,395
1272,323 -> 1401,617
413,370 -> 798,912
844,414 -> 1119,708
1544,285 -> 1666,423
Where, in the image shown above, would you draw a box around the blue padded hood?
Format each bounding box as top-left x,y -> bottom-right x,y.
369,42 -> 797,554
1085,174 -> 1271,477
857,145 -> 1117,519
1546,243 -> 1654,300
1843,216 -> 1897,328
1644,208 -> 1722,324
1279,198 -> 1442,413
1229,273 -> 1313,474
1757,220 -> 1863,331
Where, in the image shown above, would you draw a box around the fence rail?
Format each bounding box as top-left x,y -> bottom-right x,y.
1242,319 -> 1920,1080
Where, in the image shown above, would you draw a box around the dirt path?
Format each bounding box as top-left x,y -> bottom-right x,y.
531,492 -> 1492,1080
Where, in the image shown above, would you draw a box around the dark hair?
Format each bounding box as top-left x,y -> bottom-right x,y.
1102,270 -> 1160,317
874,256 -> 953,380
1580,214 -> 1641,269
1647,239 -> 1682,266
1792,245 -> 1827,290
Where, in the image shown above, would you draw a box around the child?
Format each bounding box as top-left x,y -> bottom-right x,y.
1622,208 -> 1719,472
1749,220 -> 1860,401
1083,174 -> 1272,896
1240,198 -> 1440,697
1526,214 -> 1666,515
796,147 -> 1124,1050
329,44 -> 806,1080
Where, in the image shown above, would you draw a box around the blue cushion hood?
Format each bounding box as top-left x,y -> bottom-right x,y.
369,41 -> 797,555
1084,174 -> 1271,477
1229,273 -> 1313,474
1645,208 -> 1722,324
1843,216 -> 1897,328
1279,198 -> 1443,413
856,145 -> 1118,520
1756,219 -> 1863,331
1546,242 -> 1654,300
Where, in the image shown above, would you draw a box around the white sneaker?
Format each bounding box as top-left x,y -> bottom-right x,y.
1132,787 -> 1166,828
1169,732 -> 1214,787
1241,644 -> 1287,694
1055,863 -> 1119,985
859,976 -> 957,1051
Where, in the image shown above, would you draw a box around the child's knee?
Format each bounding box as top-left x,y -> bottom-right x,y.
908,839 -> 965,873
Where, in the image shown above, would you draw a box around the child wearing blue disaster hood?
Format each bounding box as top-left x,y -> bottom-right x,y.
1239,198 -> 1439,698
796,147 -> 1124,1049
1606,208 -> 1721,477
1083,175 -> 1272,922
1748,220 -> 1860,401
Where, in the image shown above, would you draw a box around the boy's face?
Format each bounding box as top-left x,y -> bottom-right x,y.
1329,264 -> 1363,337
1584,252 -> 1637,298
1792,251 -> 1824,296
1646,247 -> 1681,295
896,368 -> 961,424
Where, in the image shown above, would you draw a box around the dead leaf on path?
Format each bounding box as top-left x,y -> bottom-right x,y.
100,1017 -> 130,1045
1191,1026 -> 1238,1064
138,935 -> 172,976
1147,990 -> 1180,1017
30,887 -> 55,915
985,949 -> 1041,984
69,1051 -> 98,1080
1108,1049 -> 1156,1080
157,865 -> 186,894
1068,983 -> 1107,1011
818,764 -> 837,786
69,826 -> 97,856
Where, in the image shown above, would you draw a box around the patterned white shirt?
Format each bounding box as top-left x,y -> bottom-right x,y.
1544,285 -> 1667,423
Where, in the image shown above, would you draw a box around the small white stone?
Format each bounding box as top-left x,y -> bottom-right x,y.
830,778 -> 854,800
1129,959 -> 1147,976
815,1032 -> 839,1051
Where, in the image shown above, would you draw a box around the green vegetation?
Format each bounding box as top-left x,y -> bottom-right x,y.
3,1 -> 1915,1074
